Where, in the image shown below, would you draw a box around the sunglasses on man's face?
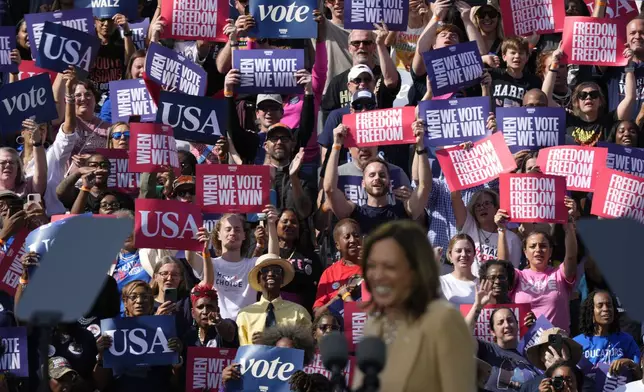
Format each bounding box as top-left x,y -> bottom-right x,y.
352,102 -> 377,111
111,131 -> 130,139
88,161 -> 111,169
351,77 -> 373,85
578,90 -> 600,101
177,189 -> 196,197
477,10 -> 499,19
350,40 -> 374,48
260,266 -> 284,275
268,135 -> 292,143
318,324 -> 340,332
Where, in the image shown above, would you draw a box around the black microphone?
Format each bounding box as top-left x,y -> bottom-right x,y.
319,331 -> 349,392
356,336 -> 386,392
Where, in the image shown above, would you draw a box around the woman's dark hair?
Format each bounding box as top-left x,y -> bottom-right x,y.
260,325 -> 316,366
579,290 -> 620,336
522,229 -> 555,250
85,276 -> 120,319
606,120 -> 644,148
362,221 -> 439,321
488,307 -> 518,333
517,151 -> 539,173
278,208 -> 301,243
124,49 -> 146,80
177,150 -> 197,176
289,370 -> 332,392
545,360 -> 584,390
479,259 -> 516,289
312,309 -> 343,335
73,80 -> 101,103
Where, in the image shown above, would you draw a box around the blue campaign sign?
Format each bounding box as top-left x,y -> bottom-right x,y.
250,0 -> 318,39
100,315 -> 179,368
0,327 -> 28,377
35,21 -> 100,78
74,0 -> 138,19
156,90 -> 227,144
0,72 -> 57,134
344,0 -> 409,31
0,27 -> 17,74
110,79 -> 157,122
120,18 -> 149,51
598,142 -> 644,178
423,41 -> 483,96
338,167 -> 404,206
419,96 -> 490,147
516,315 -> 553,356
228,345 -> 304,392
145,42 -> 207,96
233,49 -> 304,94
25,8 -> 96,61
497,107 -> 565,153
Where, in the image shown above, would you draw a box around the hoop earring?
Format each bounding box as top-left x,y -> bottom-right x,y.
15,135 -> 24,146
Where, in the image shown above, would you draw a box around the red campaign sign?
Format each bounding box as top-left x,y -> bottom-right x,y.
342,107 -> 417,148
196,165 -> 271,214
303,353 -> 356,386
460,303 -> 532,342
95,148 -> 141,195
561,17 -> 627,66
436,132 -> 517,192
591,167 -> 644,223
536,145 -> 607,192
51,214 -> 115,222
129,123 -> 180,173
185,347 -> 237,392
17,60 -> 56,83
0,230 -> 29,297
499,173 -> 568,224
584,0 -> 638,21
160,0 -> 229,42
343,301 -> 368,353
134,199 -> 203,251
500,0 -> 566,36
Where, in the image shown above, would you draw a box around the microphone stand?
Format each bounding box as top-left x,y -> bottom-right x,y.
356,368 -> 380,392
330,364 -> 347,392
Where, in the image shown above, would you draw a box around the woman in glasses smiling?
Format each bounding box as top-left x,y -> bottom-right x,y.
106,122 -> 130,150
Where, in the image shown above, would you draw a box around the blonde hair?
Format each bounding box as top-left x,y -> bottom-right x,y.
106,122 -> 129,148
121,280 -> 153,316
212,214 -> 251,256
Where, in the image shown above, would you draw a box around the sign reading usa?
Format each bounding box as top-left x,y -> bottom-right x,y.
25,9 -> 96,61
145,42 -> 207,96
250,0 -> 318,39
196,165 -> 271,214
227,345 -> 304,392
35,21 -> 100,77
109,79 -> 157,122
156,91 -> 226,144
233,49 -> 304,94
134,199 -> 203,251
101,315 -> 179,368
0,72 -> 57,134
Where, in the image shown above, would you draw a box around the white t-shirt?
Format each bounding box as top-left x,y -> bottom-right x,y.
616,381 -> 644,392
461,213 -> 523,277
212,256 -> 258,320
439,274 -> 477,307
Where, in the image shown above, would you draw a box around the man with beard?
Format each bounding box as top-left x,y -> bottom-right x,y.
323,118 -> 430,234
236,253 -> 311,346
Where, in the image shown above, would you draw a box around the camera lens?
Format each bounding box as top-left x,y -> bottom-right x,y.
552,376 -> 565,391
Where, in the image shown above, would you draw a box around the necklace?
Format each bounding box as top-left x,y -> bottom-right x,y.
478,229 -> 494,245
382,318 -> 400,345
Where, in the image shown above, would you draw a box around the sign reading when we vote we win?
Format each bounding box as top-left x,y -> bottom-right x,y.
499,0 -> 565,37
598,142 -> 644,178
145,42 -> 207,96
562,16 -> 627,66
499,173 -> 568,224
344,0 -> 409,31
342,106 -> 417,148
129,123 -> 179,173
536,145 -> 607,192
186,347 -> 237,391
0,27 -> 17,74
95,148 -> 141,195
161,0 -> 228,42
418,96 -> 490,147
233,49 -> 304,95
109,79 -> 157,123
197,165 -> 271,214
497,106 -> 565,153
423,41 -> 483,97
591,168 -> 644,224
134,199 -> 203,251
25,8 -> 96,61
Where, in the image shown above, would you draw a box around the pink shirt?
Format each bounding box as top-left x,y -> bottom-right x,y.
511,264 -> 575,331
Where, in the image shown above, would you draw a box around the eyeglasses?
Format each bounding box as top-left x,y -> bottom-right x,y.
477,9 -> 499,18
268,135 -> 292,143
474,200 -> 494,210
0,160 -> 16,167
159,271 -> 182,279
177,189 -> 195,197
317,324 -> 340,332
258,105 -> 282,113
352,102 -> 377,111
74,92 -> 94,100
100,202 -> 120,209
112,131 -> 130,139
260,266 -> 284,275
350,77 -> 373,85
350,40 -> 374,47
88,161 -> 111,169
485,274 -> 507,282
578,90 -> 600,100
97,18 -> 113,24
126,293 -> 152,302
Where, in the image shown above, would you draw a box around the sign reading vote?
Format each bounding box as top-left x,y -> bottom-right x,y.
145,42 -> 207,96
250,0 -> 318,39
536,145 -> 607,192
419,96 -> 490,147
499,173 -> 568,224
342,106 -> 417,148
101,315 -> 179,368
227,345 -> 304,392
186,347 -> 237,391
0,327 -> 28,377
499,0 -> 565,36
598,142 -> 644,178
197,165 -> 271,214
0,73 -> 57,134
95,148 -> 141,195
120,18 -> 149,50
25,9 -> 96,61
0,27 -> 17,74
562,16 -> 627,66
109,79 -> 157,122
161,0 -> 228,42
156,91 -> 226,144
0,230 -> 28,297
74,0 -> 138,19
35,21 -> 100,77
497,107 -> 565,153
344,0 -> 409,31
423,41 -> 483,96
129,123 -> 179,173
233,49 -> 304,94
134,199 -> 203,251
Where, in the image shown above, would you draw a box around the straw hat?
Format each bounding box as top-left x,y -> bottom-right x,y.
525,328 -> 583,370
248,253 -> 295,292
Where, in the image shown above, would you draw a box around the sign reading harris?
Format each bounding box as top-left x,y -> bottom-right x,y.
0,73 -> 57,134
35,21 -> 100,77
0,27 -> 17,74
186,347 -> 237,391
109,79 -> 157,123
233,49 -> 304,94
499,173 -> 568,224
227,345 -> 304,392
562,16 -> 627,66
145,42 -> 207,96
342,106 -> 417,148
134,199 -> 203,251
497,107 -> 565,153
423,41 -> 483,97
129,123 -> 179,173
74,0 -> 138,19
344,0 -> 409,31
25,9 -> 96,61
196,165 -> 271,214
536,145 -> 607,192
598,142 -> 644,178
0,327 -> 28,377
161,0 -> 228,42
499,0 -> 565,36
156,91 -> 226,144
419,96 -> 490,147
101,315 -> 179,368
591,167 -> 644,224
250,0 -> 318,39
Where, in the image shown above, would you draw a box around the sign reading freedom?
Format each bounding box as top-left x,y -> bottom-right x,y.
161,0 -> 228,42
342,106 -> 417,148
536,145 -> 607,192
591,168 -> 644,224
499,173 -> 568,224
562,16 -> 627,66
500,0 -> 565,36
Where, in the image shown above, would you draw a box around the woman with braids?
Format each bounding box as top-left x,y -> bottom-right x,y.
573,290 -> 641,375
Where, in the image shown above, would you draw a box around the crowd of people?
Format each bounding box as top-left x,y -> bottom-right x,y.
0,0 -> 643,391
